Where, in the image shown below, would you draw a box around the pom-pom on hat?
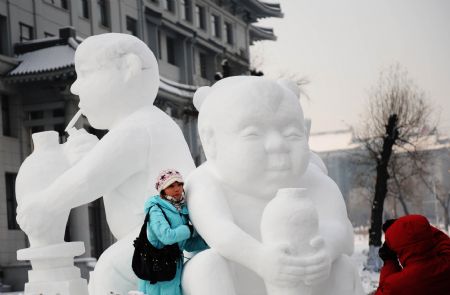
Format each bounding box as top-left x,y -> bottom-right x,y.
155,169 -> 184,193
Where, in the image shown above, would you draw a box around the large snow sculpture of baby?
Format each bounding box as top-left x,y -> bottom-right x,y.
16,33 -> 195,294
182,76 -> 364,295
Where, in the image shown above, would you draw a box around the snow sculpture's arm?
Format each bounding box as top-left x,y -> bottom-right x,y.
50,125 -> 150,210
302,164 -> 354,261
186,165 -> 306,285
17,125 -> 150,232
186,166 -> 263,269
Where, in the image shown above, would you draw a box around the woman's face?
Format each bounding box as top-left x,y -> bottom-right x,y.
163,181 -> 184,199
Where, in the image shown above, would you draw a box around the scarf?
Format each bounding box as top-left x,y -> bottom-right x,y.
162,193 -> 185,211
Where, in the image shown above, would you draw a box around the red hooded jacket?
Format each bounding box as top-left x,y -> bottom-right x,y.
376,215 -> 450,295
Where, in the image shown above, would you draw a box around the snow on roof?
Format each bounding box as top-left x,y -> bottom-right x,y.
159,76 -> 197,98
8,44 -> 75,76
308,129 -> 359,153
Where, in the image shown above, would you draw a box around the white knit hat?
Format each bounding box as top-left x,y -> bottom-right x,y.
155,169 -> 184,193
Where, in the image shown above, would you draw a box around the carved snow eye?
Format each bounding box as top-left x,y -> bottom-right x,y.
283,127 -> 303,139
240,126 -> 261,138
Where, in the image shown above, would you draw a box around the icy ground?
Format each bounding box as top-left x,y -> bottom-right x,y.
0,234 -> 380,295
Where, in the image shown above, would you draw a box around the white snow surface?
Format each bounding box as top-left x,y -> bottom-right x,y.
9,45 -> 75,75
352,234 -> 380,294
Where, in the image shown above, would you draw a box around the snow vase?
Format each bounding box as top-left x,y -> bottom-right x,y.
260,188 -> 319,295
15,131 -> 70,247
15,131 -> 88,295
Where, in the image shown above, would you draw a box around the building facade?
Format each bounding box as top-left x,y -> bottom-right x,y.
309,129 -> 450,228
0,0 -> 282,290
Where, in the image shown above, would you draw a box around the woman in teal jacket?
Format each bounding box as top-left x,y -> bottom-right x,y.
138,169 -> 208,295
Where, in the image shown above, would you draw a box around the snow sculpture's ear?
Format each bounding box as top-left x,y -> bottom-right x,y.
277,79 -> 300,99
193,86 -> 211,111
122,53 -> 142,82
199,127 -> 216,159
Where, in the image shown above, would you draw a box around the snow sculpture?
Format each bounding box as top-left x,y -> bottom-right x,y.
182,76 -> 364,295
16,33 -> 195,295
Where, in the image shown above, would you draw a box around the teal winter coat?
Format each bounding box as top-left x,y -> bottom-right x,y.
138,195 -> 208,295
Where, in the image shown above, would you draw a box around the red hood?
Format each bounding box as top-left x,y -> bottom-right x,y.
385,215 -> 435,266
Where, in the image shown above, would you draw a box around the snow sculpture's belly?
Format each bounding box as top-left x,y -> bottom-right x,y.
103,171 -> 150,239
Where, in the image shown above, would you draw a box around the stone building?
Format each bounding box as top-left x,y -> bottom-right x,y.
0,0 -> 282,290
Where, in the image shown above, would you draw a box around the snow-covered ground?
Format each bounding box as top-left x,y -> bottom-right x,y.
352,234 -> 379,294
0,233 -> 379,295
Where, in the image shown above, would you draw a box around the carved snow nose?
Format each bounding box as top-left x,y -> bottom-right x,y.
264,131 -> 289,153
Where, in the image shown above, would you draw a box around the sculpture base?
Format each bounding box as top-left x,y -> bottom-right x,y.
17,242 -> 88,295
25,277 -> 88,295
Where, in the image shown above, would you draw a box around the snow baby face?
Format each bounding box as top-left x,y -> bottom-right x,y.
71,33 -> 159,129
196,77 -> 310,199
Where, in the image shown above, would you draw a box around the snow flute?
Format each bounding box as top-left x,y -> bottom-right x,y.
260,188 -> 319,295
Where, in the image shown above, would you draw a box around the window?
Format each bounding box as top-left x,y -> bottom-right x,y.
5,173 -> 19,230
47,0 -> 68,10
157,30 -> 162,59
126,16 -> 138,36
98,0 -> 110,28
195,5 -> 206,30
163,0 -> 175,13
0,15 -> 8,55
28,110 -> 44,120
19,23 -> 34,42
199,53 -> 208,78
211,14 -> 221,38
225,22 -> 234,45
180,0 -> 192,22
30,126 -> 45,134
52,108 -> 65,117
166,36 -> 176,65
80,0 -> 90,19
1,95 -> 11,136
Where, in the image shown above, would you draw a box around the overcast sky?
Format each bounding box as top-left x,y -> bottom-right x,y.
252,0 -> 450,136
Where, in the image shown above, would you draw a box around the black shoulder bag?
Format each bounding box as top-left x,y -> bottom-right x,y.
132,204 -> 182,284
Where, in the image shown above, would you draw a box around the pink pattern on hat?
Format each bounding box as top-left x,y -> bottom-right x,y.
155,169 -> 184,193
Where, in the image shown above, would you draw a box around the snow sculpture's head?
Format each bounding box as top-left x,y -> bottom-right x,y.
195,76 -> 310,198
71,33 -> 159,129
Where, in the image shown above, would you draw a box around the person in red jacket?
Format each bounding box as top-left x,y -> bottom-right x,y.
375,214 -> 450,295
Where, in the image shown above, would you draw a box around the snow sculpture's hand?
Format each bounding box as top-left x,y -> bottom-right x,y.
64,128 -> 99,165
256,243 -> 306,287
303,236 -> 332,286
16,191 -> 52,238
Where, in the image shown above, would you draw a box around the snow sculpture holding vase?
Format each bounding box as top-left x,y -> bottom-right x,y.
182,76 -> 364,295
16,33 -> 195,295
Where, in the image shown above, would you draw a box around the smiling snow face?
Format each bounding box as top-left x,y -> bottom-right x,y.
197,77 -> 310,199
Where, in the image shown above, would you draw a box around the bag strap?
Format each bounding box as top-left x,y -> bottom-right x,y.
141,203 -> 172,239
143,204 -> 171,223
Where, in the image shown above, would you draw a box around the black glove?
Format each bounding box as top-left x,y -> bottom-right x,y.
382,219 -> 397,233
188,224 -> 194,238
379,242 -> 397,261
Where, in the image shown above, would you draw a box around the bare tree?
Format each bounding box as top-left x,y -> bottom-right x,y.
355,64 -> 436,271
